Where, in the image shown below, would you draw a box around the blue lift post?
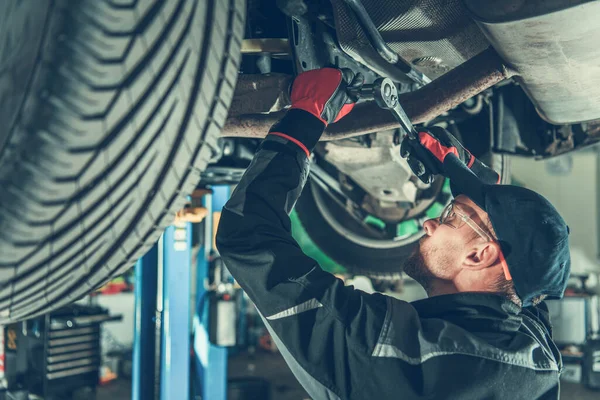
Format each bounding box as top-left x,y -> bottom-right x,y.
132,220 -> 192,400
160,221 -> 192,400
132,245 -> 159,400
194,186 -> 230,400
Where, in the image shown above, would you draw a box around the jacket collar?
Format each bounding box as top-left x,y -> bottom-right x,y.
411,292 -> 523,334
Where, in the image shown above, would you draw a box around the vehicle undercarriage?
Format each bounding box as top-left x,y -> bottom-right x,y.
209,0 -> 600,274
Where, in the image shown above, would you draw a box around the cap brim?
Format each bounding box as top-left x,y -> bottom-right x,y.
444,154 -> 488,210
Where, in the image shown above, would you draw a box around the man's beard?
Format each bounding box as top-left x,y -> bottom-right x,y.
403,243 -> 436,293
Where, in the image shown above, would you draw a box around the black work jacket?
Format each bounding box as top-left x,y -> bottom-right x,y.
216,134 -> 563,400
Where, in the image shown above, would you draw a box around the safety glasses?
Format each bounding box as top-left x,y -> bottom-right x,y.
439,201 -> 493,242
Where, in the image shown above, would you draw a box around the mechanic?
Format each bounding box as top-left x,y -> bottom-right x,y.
216,68 -> 571,400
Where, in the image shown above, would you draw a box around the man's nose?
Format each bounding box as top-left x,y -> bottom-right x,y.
423,219 -> 439,237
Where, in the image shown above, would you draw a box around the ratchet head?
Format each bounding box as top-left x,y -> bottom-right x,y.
372,78 -> 418,139
346,76 -> 418,139
345,77 -> 397,106
372,78 -> 397,109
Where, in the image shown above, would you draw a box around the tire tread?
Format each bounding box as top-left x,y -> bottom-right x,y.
0,0 -> 244,321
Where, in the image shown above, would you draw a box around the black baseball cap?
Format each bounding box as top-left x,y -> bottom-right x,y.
444,155 -> 571,307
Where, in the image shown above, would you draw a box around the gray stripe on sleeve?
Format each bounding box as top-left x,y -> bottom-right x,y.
257,311 -> 341,400
372,343 -> 558,372
266,298 -> 323,320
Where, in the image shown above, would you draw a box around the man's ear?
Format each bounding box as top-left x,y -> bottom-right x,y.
462,242 -> 501,271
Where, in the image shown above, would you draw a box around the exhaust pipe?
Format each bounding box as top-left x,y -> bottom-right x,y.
222,48 -> 516,140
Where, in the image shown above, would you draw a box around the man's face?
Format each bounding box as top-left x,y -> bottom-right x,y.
403,195 -> 490,292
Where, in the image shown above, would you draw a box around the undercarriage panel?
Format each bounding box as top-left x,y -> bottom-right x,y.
330,0 -> 490,79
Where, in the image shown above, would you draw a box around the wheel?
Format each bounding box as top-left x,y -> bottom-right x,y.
0,0 -> 245,322
294,134 -> 510,277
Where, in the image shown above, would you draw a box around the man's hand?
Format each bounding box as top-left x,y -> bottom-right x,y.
289,68 -> 363,125
268,68 -> 362,156
400,126 -> 500,185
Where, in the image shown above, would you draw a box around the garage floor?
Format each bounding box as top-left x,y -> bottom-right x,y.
97,379 -> 131,400
228,350 -> 310,400
95,350 -> 599,399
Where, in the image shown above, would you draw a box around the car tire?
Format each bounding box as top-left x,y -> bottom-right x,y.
0,0 -> 245,321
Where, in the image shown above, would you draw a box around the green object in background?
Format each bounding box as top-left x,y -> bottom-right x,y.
442,178 -> 451,193
290,210 -> 347,274
290,178 -> 451,274
397,219 -> 419,237
364,215 -> 386,230
425,201 -> 445,219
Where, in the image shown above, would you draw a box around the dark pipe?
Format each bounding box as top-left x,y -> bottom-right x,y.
342,0 -> 429,86
396,48 -> 516,124
328,48 -> 516,137
222,48 -> 517,140
342,0 -> 398,64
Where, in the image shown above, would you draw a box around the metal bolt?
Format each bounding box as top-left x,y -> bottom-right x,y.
384,83 -> 391,97
223,141 -> 234,156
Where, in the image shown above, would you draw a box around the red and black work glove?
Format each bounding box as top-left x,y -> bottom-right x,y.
268,68 -> 363,156
400,126 -> 500,185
